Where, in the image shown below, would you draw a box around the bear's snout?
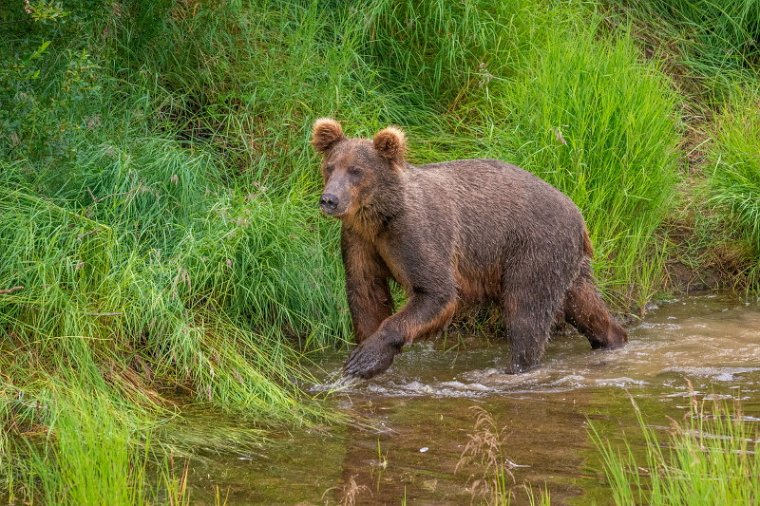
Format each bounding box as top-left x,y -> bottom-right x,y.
320,193 -> 340,215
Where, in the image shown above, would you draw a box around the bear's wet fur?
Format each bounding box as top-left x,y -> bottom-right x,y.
312,118 -> 628,379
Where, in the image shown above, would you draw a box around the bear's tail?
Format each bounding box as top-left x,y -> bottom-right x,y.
583,227 -> 594,258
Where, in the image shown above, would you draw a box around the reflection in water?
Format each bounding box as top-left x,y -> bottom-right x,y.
188,296 -> 760,505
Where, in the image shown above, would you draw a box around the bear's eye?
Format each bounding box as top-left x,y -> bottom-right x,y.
348,166 -> 363,177
324,164 -> 334,174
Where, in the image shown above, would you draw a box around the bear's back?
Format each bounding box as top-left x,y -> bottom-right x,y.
405,158 -> 587,268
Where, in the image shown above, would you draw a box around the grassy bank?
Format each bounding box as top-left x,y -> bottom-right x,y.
1,0 -> 759,502
707,87 -> 760,287
610,0 -> 760,103
608,0 -> 760,293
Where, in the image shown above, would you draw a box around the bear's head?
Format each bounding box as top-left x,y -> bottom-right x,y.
311,118 -> 406,224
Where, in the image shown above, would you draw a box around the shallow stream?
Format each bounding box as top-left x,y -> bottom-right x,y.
188,295 -> 760,505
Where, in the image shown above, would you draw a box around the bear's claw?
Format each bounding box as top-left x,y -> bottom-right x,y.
343,338 -> 401,379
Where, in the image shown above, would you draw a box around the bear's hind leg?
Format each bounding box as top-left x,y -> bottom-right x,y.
502,292 -> 554,374
501,253 -> 574,374
564,260 -> 627,349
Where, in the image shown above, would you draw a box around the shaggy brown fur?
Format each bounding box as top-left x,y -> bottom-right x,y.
312,118 -> 627,379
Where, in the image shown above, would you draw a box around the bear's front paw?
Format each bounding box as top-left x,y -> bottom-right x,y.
343,337 -> 402,380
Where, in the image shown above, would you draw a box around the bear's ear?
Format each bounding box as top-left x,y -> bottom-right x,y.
311,118 -> 345,155
373,126 -> 406,162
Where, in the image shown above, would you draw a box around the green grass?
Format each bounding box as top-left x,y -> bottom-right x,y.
32,392 -> 149,506
604,0 -> 760,292
0,0 -> 759,502
590,395 -> 760,505
2,383 -> 196,505
362,0 -> 530,108
0,0 -> 367,499
610,0 -> 760,102
707,87 -> 760,287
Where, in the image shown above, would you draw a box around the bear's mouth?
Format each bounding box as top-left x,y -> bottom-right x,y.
320,203 -> 348,218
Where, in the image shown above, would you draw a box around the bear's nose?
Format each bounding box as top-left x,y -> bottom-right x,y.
320,193 -> 339,211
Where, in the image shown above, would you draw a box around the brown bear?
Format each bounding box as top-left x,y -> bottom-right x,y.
311,118 -> 627,379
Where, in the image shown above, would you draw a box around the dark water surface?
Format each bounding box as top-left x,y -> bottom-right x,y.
188,295 -> 760,505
